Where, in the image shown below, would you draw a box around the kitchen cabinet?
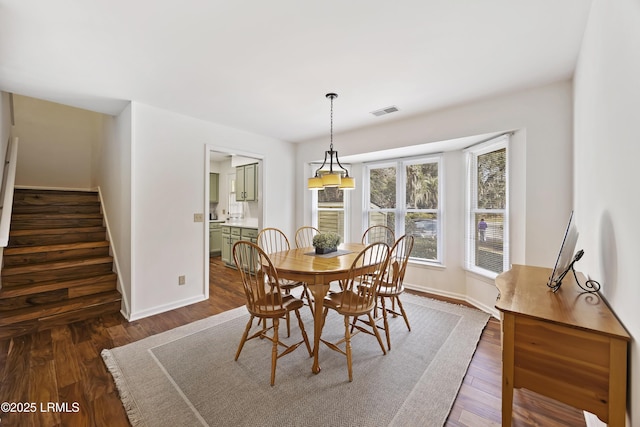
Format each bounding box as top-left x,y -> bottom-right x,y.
235,163 -> 257,201
209,222 -> 222,256
209,173 -> 219,203
221,226 -> 232,264
221,225 -> 258,267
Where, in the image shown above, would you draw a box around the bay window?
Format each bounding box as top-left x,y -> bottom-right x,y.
366,156 -> 442,263
465,135 -> 509,276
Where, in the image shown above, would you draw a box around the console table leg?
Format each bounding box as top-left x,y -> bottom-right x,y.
502,314 -> 515,426
608,338 -> 627,427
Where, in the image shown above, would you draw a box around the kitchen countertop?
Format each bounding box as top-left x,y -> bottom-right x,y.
219,218 -> 259,229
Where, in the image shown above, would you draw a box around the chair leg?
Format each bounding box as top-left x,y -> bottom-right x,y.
368,312 -> 387,356
396,296 -> 411,331
343,316 -> 353,382
283,289 -> 291,338
380,297 -> 391,351
285,312 -> 291,338
294,309 -> 313,356
270,318 -> 279,386
235,315 -> 254,360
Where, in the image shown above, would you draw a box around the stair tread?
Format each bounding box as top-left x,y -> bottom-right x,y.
2,256 -> 113,276
10,226 -> 106,236
3,241 -> 110,256
0,291 -> 122,326
0,272 -> 117,299
11,212 -> 103,219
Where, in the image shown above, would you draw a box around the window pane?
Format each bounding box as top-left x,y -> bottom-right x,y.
368,212 -> 395,232
317,187 -> 344,239
405,212 -> 437,261
317,186 -> 343,204
318,210 -> 344,237
406,163 -> 438,209
370,166 -> 396,209
477,148 -> 506,209
475,213 -> 503,273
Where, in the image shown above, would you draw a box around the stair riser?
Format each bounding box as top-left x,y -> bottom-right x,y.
3,246 -> 111,267
9,219 -> 104,230
0,299 -> 122,340
0,289 -> 68,311
12,192 -> 100,205
0,291 -> 121,326
9,231 -> 106,247
0,279 -> 117,312
2,264 -> 113,287
0,273 -> 117,299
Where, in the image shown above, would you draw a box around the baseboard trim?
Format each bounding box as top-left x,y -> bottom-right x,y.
404,284 -> 500,318
128,294 -> 208,321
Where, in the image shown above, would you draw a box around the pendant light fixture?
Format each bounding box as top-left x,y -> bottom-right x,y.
307,93 -> 355,190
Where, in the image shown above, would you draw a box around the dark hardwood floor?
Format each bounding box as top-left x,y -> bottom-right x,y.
0,256 -> 586,426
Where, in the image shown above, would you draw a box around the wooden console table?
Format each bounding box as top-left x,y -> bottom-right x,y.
495,264 -> 630,426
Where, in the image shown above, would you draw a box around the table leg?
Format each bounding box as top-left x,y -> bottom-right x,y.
308,276 -> 330,374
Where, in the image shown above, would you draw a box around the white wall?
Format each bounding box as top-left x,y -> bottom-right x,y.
12,95 -> 104,190
296,81 -> 573,312
128,102 -> 296,319
574,0 -> 639,424
99,104 -> 133,317
0,92 -> 12,169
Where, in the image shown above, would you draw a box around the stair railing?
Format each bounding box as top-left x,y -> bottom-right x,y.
0,137 -> 19,248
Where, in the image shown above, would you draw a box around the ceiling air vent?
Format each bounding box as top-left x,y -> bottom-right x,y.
371,106 -> 399,117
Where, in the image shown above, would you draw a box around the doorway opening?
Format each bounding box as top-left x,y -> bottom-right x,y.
204,146 -> 264,295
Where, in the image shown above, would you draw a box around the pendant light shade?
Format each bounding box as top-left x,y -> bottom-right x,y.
339,175 -> 355,190
307,93 -> 355,191
321,172 -> 341,187
308,176 -> 324,189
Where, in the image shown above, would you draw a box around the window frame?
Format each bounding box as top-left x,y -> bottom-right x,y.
464,135 -> 510,278
364,154 -> 443,264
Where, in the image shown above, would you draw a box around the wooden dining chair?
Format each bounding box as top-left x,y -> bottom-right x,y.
232,241 -> 312,386
294,226 -> 319,249
353,234 -> 414,351
257,227 -> 314,332
361,224 -> 395,246
320,242 -> 390,382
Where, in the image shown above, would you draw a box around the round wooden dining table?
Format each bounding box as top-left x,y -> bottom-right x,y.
267,242 -> 366,374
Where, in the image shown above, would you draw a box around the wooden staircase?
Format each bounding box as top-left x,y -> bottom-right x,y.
0,189 -> 121,339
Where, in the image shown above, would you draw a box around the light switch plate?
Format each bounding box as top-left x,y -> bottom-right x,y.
194,213 -> 204,222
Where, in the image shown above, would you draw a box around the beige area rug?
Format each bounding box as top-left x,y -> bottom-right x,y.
102,294 -> 490,427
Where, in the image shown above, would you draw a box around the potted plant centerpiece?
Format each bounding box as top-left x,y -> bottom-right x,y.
312,232 -> 341,254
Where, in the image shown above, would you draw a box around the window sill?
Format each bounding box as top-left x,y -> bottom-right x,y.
463,267 -> 499,283
408,259 -> 445,270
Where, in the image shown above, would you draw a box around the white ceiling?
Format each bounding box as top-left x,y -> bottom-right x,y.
0,1 -> 592,143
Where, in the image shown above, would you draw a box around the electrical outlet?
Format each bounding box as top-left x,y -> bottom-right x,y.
194,213 -> 204,222
178,275 -> 186,285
